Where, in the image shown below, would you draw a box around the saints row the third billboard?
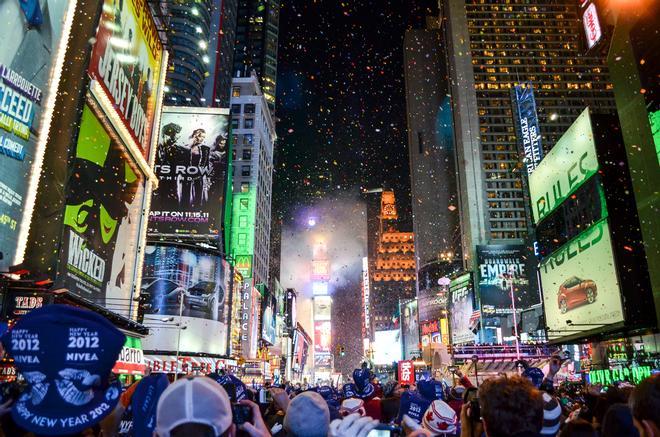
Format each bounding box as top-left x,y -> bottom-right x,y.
149,107 -> 230,238
540,219 -> 624,337
141,244 -> 231,356
59,103 -> 145,311
476,245 -> 538,315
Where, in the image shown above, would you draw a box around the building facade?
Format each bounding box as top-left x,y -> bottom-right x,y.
233,0 -> 280,110
162,1 -> 214,106
206,0 -> 239,107
367,191 -> 416,333
404,26 -> 463,293
229,73 -> 276,288
442,0 -> 616,258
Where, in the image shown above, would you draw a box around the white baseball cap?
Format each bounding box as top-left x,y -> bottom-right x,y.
155,376 -> 232,437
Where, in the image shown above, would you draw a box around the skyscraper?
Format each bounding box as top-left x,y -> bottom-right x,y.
367,191 -> 416,332
233,0 -> 280,110
404,24 -> 462,292
442,0 -> 616,259
162,1 -> 214,106
207,0 -> 239,107
228,72 -> 276,288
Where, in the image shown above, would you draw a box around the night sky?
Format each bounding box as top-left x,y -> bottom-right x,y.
273,0 -> 437,227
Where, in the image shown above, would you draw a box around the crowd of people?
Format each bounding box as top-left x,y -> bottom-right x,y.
0,305 -> 657,437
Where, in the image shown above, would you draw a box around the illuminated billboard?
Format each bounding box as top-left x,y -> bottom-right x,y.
313,295 -> 332,321
141,245 -> 231,355
88,0 -> 164,158
311,260 -> 330,281
511,84 -> 543,175
529,109 -> 599,224
450,273 -> 477,345
229,190 -> 256,279
0,1 -> 75,271
362,257 -> 371,335
312,281 -> 328,295
400,300 -> 419,360
149,107 -> 230,237
261,291 -> 277,345
582,3 -> 602,50
314,320 -> 331,354
58,103 -> 145,310
476,245 -> 538,315
540,219 -> 624,338
373,330 -> 402,365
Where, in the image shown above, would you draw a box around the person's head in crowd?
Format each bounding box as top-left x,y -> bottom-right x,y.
541,392 -> 562,436
418,378 -> 445,402
601,403 -> 640,437
557,419 -> 597,437
154,376 -> 234,437
284,391 -> 330,437
0,305 -> 125,436
629,374 -> 660,437
478,375 -> 544,437
593,385 -> 628,428
340,398 -> 366,417
448,385 -> 466,402
422,400 -> 458,435
522,367 -> 545,389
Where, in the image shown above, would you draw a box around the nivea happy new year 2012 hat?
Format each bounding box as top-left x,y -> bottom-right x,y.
1,304 -> 125,436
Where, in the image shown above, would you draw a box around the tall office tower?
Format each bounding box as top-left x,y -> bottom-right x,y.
442,0 -> 616,258
233,0 -> 280,110
368,191 -> 416,332
404,25 -> 462,293
228,72 -> 276,288
206,0 -> 239,107
162,1 -> 214,106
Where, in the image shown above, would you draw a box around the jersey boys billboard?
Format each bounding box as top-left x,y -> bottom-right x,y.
0,2 -> 72,270
450,273 -> 476,345
59,104 -> 145,311
88,0 -> 164,158
149,107 -> 230,237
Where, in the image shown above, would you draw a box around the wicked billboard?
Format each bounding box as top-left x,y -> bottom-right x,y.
476,245 -> 539,315
149,107 -> 230,238
0,1 -> 74,271
58,103 -> 145,312
88,0 -> 164,158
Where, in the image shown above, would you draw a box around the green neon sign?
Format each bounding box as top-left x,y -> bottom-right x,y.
588,366 -> 652,385
229,189 -> 256,278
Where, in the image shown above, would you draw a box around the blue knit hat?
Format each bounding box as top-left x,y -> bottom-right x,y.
1,305 -> 125,435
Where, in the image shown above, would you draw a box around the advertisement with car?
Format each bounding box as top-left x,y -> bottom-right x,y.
539,219 -> 624,337
141,244 -> 231,355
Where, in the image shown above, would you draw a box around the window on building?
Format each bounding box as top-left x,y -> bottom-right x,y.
244,118 -> 254,129
244,103 -> 256,114
231,118 -> 239,129
241,183 -> 250,193
239,215 -> 248,227
231,104 -> 241,114
232,87 -> 241,97
244,134 -> 253,144
238,233 -> 247,246
239,198 -> 249,211
241,165 -> 251,177
242,149 -> 252,160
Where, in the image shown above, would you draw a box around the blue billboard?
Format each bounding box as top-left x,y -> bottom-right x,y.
512,84 -> 543,175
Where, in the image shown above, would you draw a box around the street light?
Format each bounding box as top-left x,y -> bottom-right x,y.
507,266 -> 521,362
471,354 -> 479,387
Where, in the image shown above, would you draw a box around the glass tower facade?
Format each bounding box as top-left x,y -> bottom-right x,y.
233,0 -> 280,111
445,0 -> 616,243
